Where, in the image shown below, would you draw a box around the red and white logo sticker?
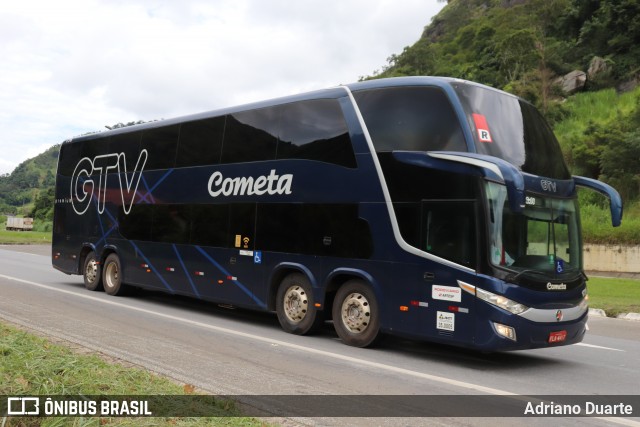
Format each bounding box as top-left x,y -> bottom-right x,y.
432,285 -> 462,302
472,113 -> 493,143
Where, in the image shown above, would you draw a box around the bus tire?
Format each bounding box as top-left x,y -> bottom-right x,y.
103,253 -> 126,296
332,279 -> 380,348
276,273 -> 323,335
83,251 -> 103,292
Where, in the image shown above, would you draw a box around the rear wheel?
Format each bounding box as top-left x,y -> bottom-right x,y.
276,273 -> 324,335
103,253 -> 126,296
332,280 -> 380,347
83,251 -> 103,291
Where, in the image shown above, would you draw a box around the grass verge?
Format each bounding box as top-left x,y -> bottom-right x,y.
0,322 -> 269,427
0,230 -> 52,244
554,87 -> 640,149
580,201 -> 640,245
587,277 -> 640,317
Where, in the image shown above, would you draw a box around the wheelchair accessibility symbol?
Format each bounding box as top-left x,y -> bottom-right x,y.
254,250 -> 262,264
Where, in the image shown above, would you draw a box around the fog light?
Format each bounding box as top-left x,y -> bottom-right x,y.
493,322 -> 517,341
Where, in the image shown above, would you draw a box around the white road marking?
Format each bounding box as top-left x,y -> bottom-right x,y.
576,342 -> 625,352
0,246 -> 41,256
1,273 -> 639,426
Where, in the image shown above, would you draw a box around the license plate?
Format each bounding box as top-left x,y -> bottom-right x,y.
548,330 -> 567,344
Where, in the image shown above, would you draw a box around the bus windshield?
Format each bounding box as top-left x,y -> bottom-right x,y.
486,182 -> 582,281
453,82 -> 571,180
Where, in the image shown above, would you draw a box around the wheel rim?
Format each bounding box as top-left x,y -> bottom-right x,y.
105,262 -> 119,289
283,285 -> 308,323
85,259 -> 98,284
340,292 -> 370,333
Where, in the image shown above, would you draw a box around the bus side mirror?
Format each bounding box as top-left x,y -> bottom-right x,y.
573,175 -> 623,227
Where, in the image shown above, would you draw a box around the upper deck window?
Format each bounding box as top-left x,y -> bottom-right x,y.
277,99 -> 356,168
222,108 -> 279,163
353,86 -> 467,153
217,98 -> 356,168
453,82 -> 571,180
141,124 -> 180,170
176,117 -> 225,167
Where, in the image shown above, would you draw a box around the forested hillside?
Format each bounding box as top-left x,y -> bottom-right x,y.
0,145 -> 58,230
369,0 -> 639,100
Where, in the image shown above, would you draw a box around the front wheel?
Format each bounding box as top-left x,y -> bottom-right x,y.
332,280 -> 380,347
102,253 -> 126,296
276,273 -> 324,335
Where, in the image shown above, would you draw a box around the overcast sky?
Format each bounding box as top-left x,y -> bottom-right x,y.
0,0 -> 445,175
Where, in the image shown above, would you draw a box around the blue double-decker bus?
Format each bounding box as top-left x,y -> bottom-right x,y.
52,77 -> 622,351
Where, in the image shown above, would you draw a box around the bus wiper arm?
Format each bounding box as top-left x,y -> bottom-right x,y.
508,268 -> 585,283
506,269 -> 548,283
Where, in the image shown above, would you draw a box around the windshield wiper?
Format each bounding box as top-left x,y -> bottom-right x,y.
506,269 -> 548,283
507,267 -> 586,284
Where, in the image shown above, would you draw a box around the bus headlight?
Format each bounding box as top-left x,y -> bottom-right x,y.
476,287 -> 528,315
579,294 -> 589,311
458,281 -> 528,315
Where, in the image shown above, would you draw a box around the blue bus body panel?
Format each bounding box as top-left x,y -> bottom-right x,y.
52,76 -> 594,352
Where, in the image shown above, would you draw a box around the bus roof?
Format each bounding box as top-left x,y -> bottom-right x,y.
66,76 -> 515,145
67,85 -> 348,144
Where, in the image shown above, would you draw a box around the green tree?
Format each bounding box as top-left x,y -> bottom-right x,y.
600,130 -> 640,201
29,188 -> 55,221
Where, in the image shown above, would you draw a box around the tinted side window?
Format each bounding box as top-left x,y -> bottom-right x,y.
153,204 -> 191,244
119,204 -> 152,241
256,203 -> 372,258
256,204 -> 302,253
393,202 -> 421,248
109,132 -> 142,171
377,153 -> 478,267
422,200 -> 476,268
277,99 -> 356,168
58,141 -> 83,176
301,204 -> 372,259
222,109 -> 278,163
59,138 -> 106,179
191,204 -> 229,247
353,86 -> 467,153
81,137 -> 109,161
117,201 -> 372,257
141,125 -> 180,170
120,204 -> 190,244
176,117 -> 225,168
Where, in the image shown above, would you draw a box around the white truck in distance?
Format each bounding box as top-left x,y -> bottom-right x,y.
6,217 -> 34,231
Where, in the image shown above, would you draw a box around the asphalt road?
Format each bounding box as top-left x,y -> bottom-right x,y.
1,245 -> 639,426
